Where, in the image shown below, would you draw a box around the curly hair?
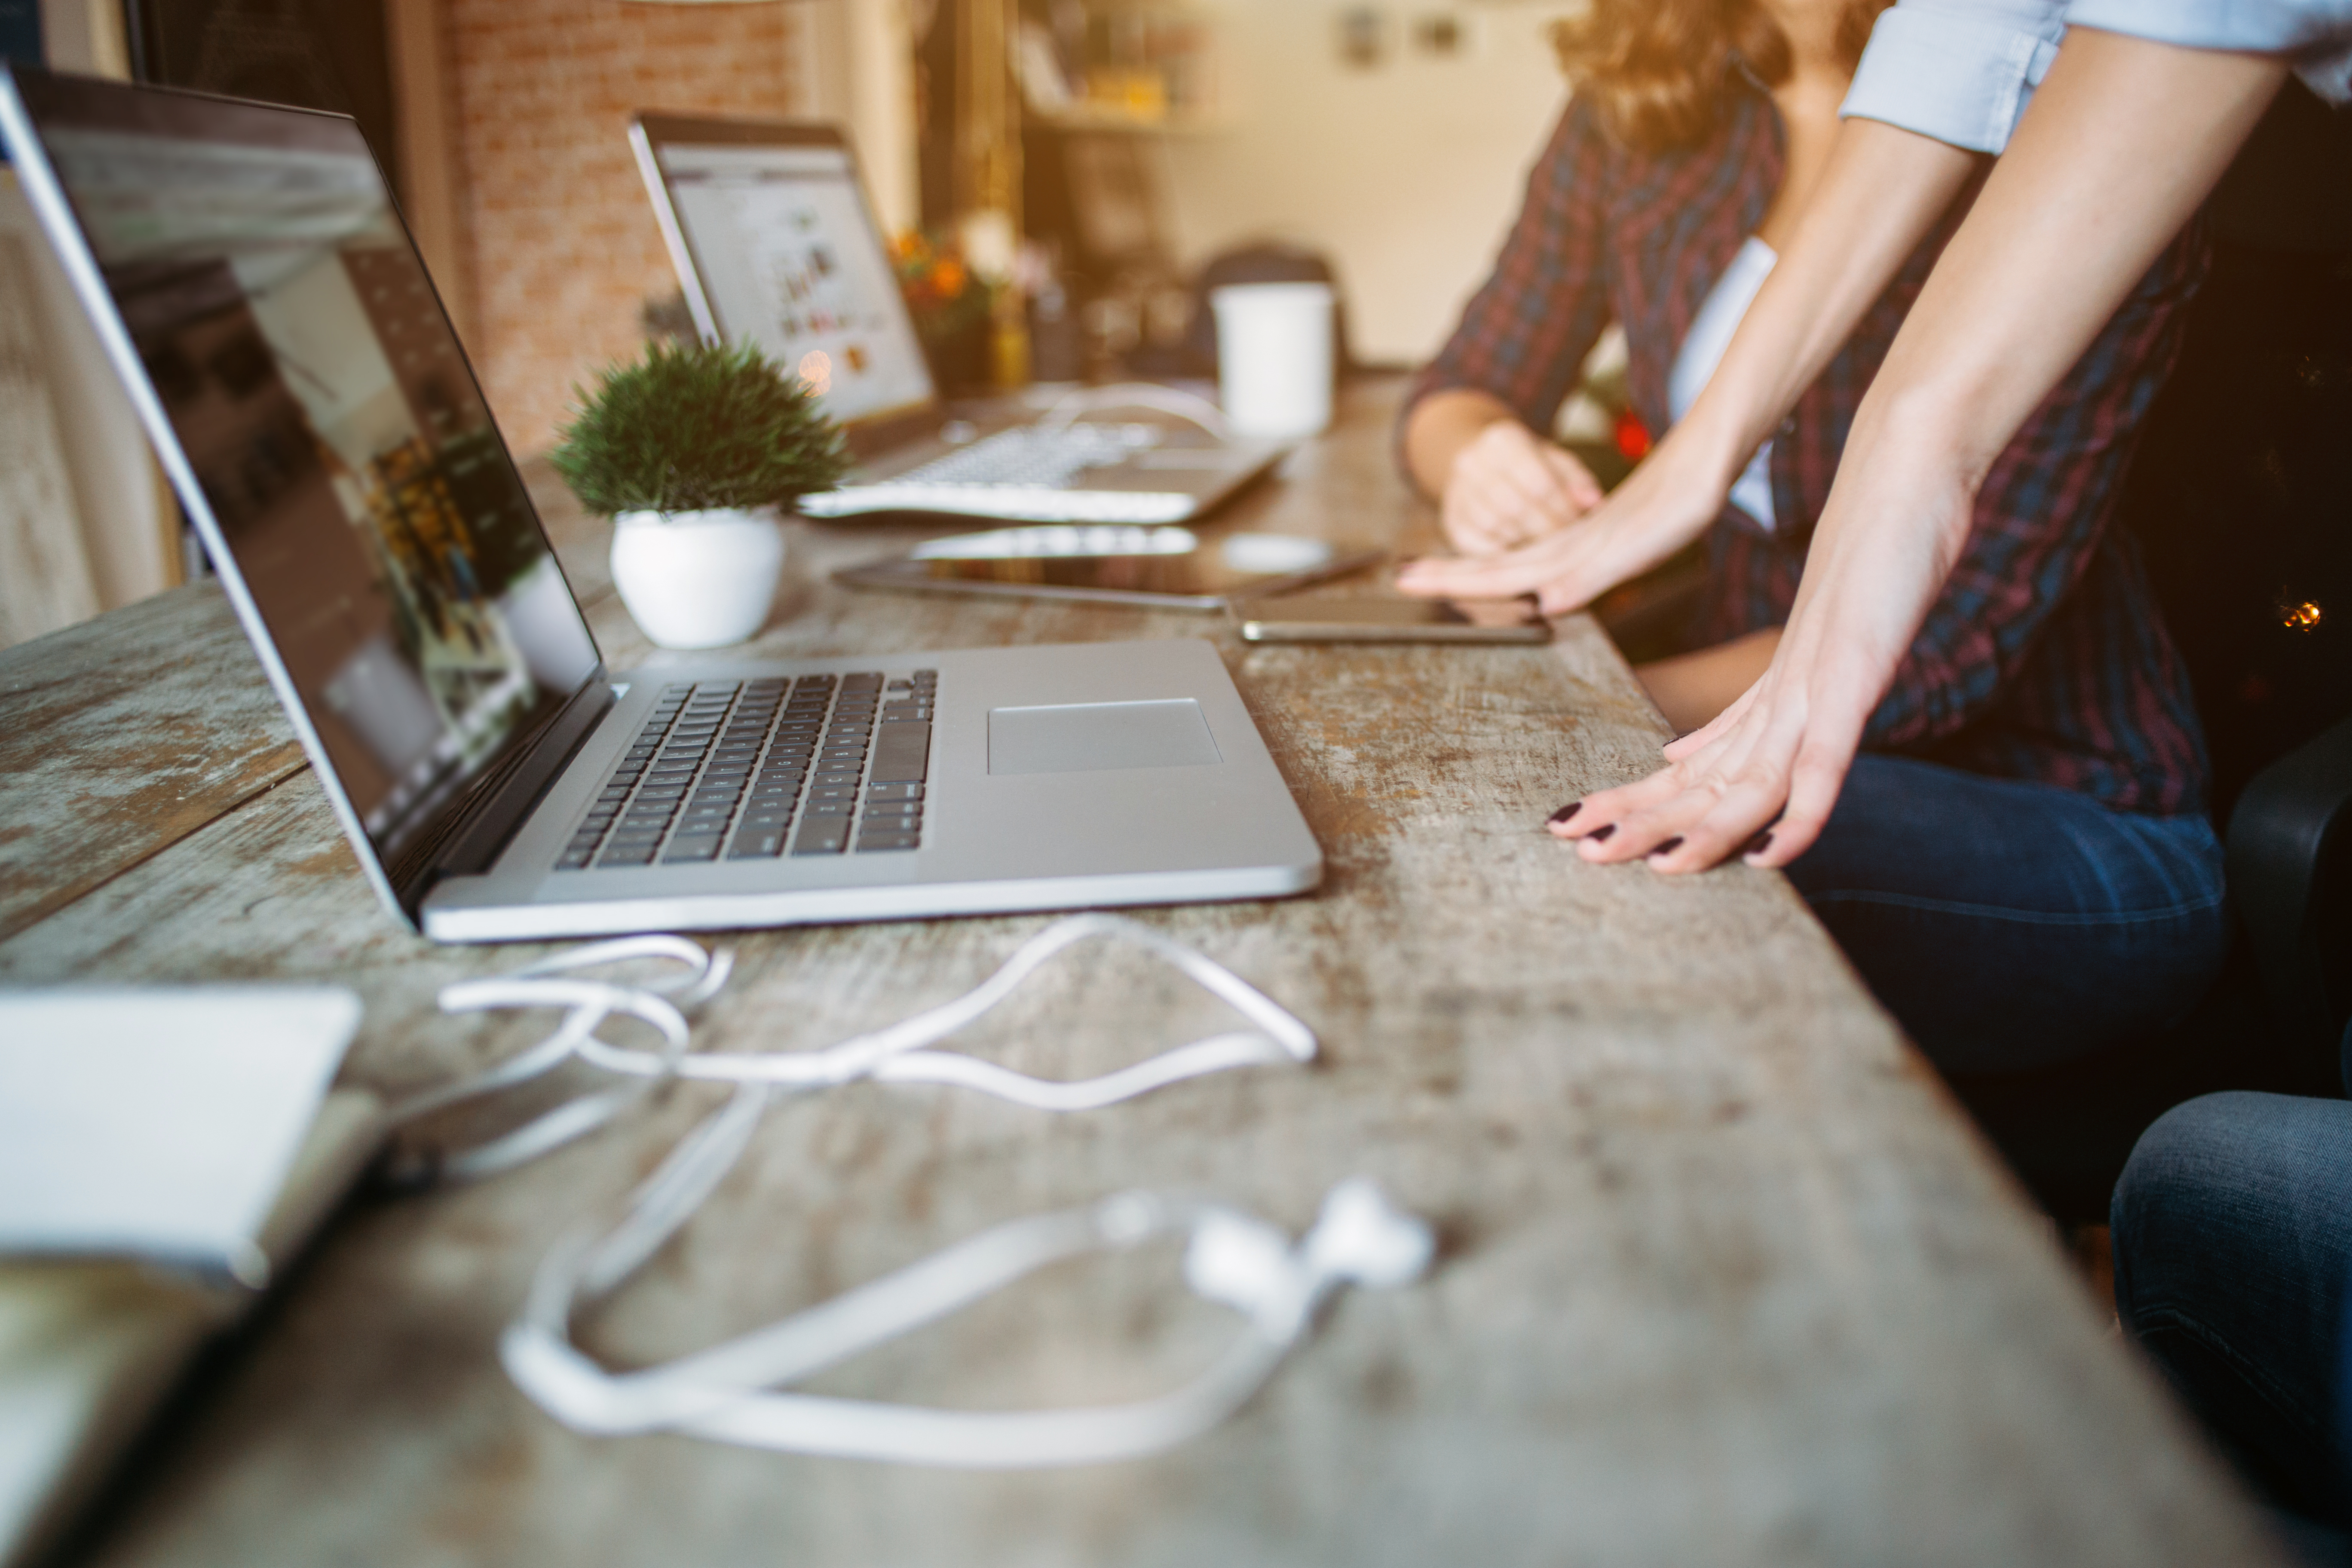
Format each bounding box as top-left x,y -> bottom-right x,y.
1552,0 -> 1892,152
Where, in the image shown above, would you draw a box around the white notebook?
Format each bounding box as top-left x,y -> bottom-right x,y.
0,989 -> 361,1285
0,988 -> 381,1568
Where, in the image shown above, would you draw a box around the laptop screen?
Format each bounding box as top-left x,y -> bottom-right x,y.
641,130 -> 936,428
7,74 -> 600,864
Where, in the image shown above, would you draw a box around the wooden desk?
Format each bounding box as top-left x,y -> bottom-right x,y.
0,380 -> 2280,1566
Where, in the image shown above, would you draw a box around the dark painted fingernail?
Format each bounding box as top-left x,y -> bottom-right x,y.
1648,836 -> 1684,858
1744,831 -> 1773,857
1547,802 -> 1582,825
1587,824 -> 1616,842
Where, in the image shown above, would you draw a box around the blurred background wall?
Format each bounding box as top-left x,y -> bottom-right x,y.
1154,0 -> 1579,367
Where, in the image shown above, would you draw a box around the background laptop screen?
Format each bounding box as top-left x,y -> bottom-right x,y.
650,138 -> 935,427
17,78 -> 600,860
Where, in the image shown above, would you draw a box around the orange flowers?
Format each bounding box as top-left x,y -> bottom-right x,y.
892,230 -> 992,343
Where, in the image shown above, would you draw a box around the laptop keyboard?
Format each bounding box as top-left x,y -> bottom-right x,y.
795,424 -> 1196,525
903,423 -> 1155,486
554,669 -> 936,872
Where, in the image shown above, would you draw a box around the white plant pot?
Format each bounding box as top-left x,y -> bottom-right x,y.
608,507 -> 787,650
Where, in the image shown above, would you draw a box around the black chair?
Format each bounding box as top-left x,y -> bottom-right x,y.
1952,716 -> 2352,1222
1948,83 -> 2352,1221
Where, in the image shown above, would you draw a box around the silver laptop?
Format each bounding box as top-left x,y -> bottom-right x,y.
0,67 -> 1321,944
629,111 -> 1287,527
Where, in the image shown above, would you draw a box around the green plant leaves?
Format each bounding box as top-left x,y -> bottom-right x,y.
551,340 -> 851,517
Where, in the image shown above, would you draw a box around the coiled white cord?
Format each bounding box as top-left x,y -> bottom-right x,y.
386,914 -> 1315,1185
503,1130 -> 1433,1466
386,914 -> 1433,1466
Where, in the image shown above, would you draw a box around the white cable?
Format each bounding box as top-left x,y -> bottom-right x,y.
502,1170 -> 1433,1467
388,916 -> 1411,1465
386,915 -> 1315,1185
382,936 -> 721,1186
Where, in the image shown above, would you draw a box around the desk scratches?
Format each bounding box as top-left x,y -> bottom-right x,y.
0,582 -> 303,941
0,380 -> 2285,1568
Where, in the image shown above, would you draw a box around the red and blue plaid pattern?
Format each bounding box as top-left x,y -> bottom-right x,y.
1407,83 -> 2210,816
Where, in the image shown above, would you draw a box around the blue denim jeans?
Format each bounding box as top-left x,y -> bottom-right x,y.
1782,754 -> 2230,1074
2114,1091 -> 2352,1558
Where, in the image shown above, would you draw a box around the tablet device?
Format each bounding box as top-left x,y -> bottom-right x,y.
835,525 -> 1384,610
1230,595 -> 1550,643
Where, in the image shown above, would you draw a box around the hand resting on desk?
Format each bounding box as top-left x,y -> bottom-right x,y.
1398,413 -> 1728,614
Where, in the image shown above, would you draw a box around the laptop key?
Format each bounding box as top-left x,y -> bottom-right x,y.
867,781 -> 924,802
729,831 -> 786,859
856,832 -> 921,852
792,818 -> 851,855
663,838 -> 723,864
870,722 -> 930,784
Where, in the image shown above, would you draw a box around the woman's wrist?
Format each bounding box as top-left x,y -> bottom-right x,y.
1403,390 -> 1517,502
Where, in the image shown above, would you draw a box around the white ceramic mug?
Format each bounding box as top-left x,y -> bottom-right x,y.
607,507 -> 785,649
1210,282 -> 1335,440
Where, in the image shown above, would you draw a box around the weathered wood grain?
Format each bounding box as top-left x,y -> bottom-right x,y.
0,381 -> 2283,1567
0,582 -> 303,942
0,232 -> 101,652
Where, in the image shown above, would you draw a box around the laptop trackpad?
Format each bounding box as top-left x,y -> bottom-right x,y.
988,700 -> 1223,775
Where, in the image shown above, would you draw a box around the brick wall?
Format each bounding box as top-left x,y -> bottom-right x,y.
444,0 -> 805,453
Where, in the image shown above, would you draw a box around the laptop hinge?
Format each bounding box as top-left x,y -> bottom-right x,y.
396,672 -> 618,916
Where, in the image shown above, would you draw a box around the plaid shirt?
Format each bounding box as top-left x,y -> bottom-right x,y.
1406,81 -> 2210,816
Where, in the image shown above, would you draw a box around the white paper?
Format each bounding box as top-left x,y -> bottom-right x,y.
0,989 -> 361,1283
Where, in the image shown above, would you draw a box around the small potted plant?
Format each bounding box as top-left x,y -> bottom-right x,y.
553,340 -> 848,649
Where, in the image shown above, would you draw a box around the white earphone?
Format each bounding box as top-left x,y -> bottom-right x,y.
384,913 -> 1434,1466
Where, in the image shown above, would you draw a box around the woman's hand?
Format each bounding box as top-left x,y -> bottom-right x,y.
1399,416 -> 1734,613
1438,420 -> 1603,556
1548,437 -> 1974,873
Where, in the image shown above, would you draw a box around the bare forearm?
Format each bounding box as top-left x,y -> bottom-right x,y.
1841,31 -> 2287,495
1403,389 -> 1517,500
1669,119 -> 1982,488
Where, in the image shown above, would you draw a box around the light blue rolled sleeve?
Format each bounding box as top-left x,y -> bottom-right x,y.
1840,0 -> 2067,153
2064,0 -> 2352,103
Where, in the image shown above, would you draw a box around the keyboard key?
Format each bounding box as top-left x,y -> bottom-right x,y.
808,784 -> 860,801
793,817 -> 850,855
556,852 -> 595,870
812,771 -> 862,789
663,837 -> 723,864
867,781 -> 924,802
805,799 -> 854,817
600,845 -> 657,866
727,830 -> 786,860
856,832 -> 922,852
870,722 -> 931,784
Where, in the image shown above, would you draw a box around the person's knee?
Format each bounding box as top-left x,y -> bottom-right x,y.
2113,1092 -> 2352,1316
2116,1094 -> 2282,1241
